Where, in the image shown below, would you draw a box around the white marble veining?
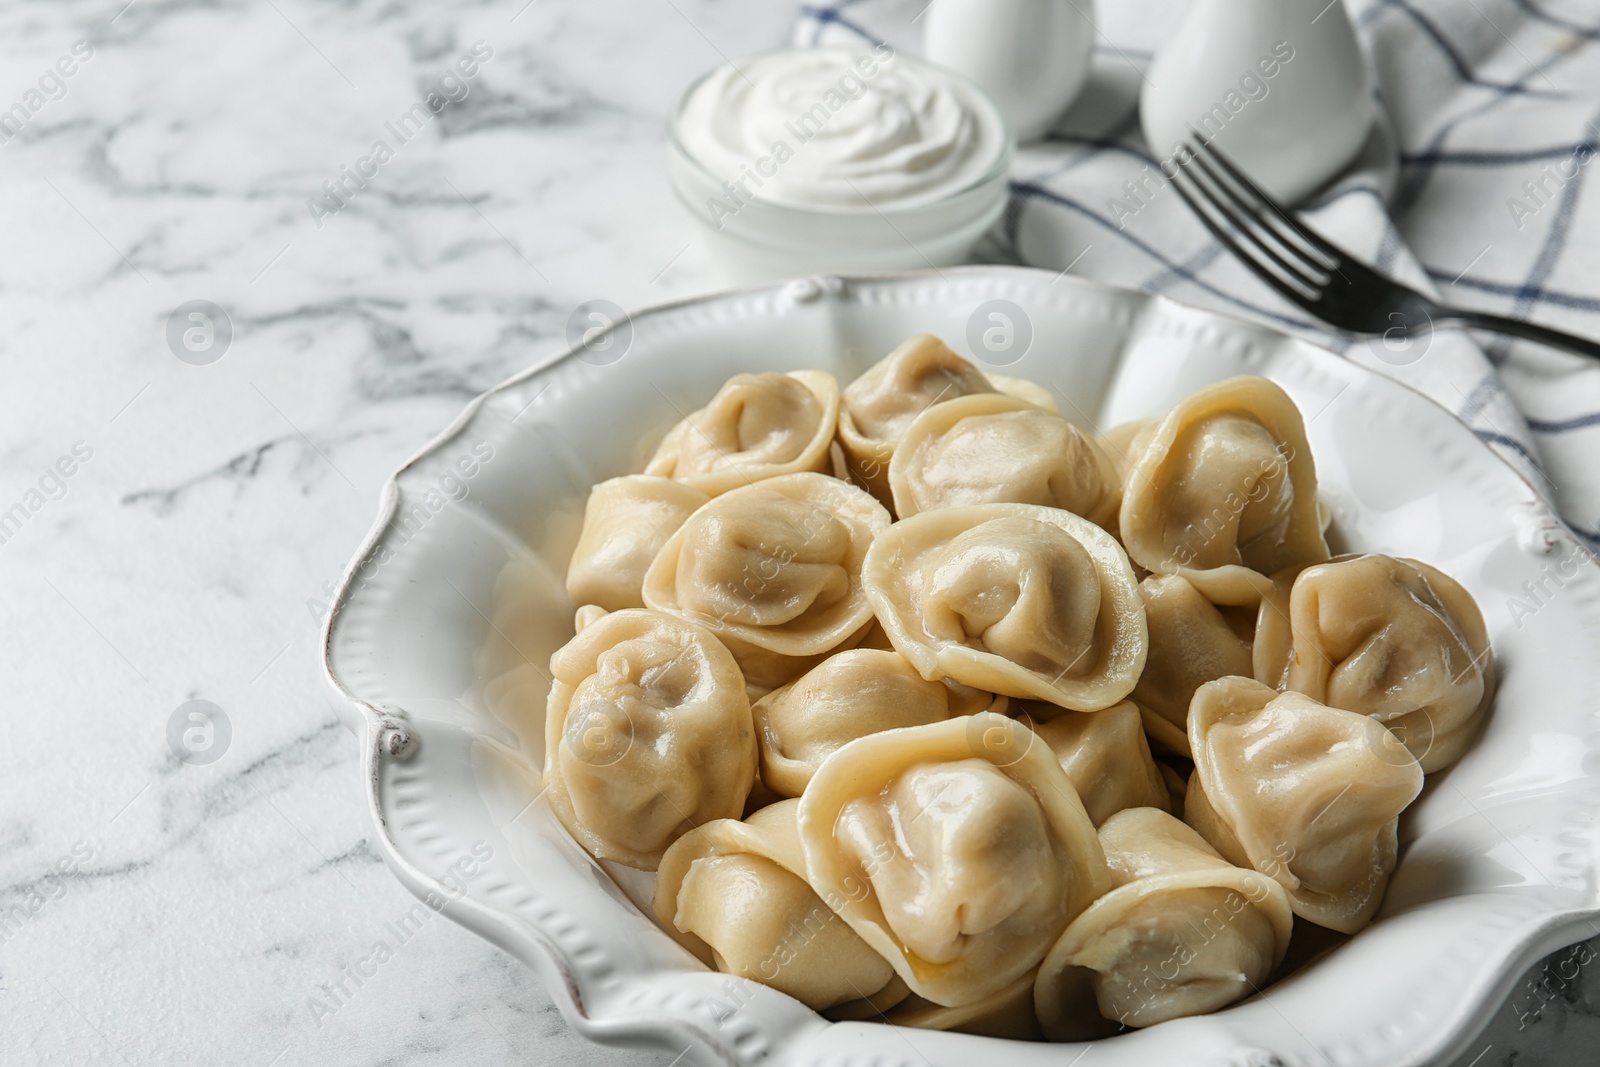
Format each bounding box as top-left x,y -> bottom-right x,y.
0,1 -> 1594,1065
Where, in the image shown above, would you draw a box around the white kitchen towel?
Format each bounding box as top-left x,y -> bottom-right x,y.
794,0 -> 1600,550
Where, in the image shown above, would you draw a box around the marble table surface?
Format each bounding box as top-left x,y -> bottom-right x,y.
2,1 -> 1595,1065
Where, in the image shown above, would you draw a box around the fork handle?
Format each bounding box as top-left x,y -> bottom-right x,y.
1437,308 -> 1600,362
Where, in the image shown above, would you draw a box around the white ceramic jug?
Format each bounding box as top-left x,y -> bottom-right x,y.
923,0 -> 1097,142
1140,0 -> 1372,203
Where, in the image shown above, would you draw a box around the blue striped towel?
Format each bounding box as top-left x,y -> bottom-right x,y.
795,0 -> 1600,550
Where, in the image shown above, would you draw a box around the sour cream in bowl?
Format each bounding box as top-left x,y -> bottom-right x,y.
668,47 -> 1013,279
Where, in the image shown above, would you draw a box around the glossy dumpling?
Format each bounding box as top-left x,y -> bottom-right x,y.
1132,574 -> 1255,757
643,472 -> 891,686
1119,376 -> 1330,605
542,609 -> 757,870
654,800 -> 902,1012
1028,701 -> 1170,826
1184,676 -> 1423,933
862,503 -> 1148,710
646,370 -> 840,495
566,475 -> 710,611
1034,807 -> 1293,1039
798,714 -> 1110,1006
1256,554 -> 1494,773
889,393 -> 1121,527
837,336 -> 994,503
752,649 -> 999,798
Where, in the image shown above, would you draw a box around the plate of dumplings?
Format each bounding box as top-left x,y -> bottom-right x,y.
322,268 -> 1600,1067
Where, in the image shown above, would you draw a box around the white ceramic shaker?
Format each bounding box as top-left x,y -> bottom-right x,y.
1140,0 -> 1372,203
923,0 -> 1097,142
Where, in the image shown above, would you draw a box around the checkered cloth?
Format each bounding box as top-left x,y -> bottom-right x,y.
794,0 -> 1600,549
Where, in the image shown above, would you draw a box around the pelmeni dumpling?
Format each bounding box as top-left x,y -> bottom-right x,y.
566,475 -> 710,611
837,336 -> 994,503
1028,701 -> 1170,826
863,503 -> 1148,710
886,969 -> 1043,1040
543,609 -> 757,870
889,393 -> 1121,527
1255,554 -> 1494,774
654,800 -> 903,1013
643,472 -> 891,688
798,714 -> 1110,1006
1183,676 -> 1424,933
1132,574 -> 1255,757
1119,376 -> 1330,605
752,649 -> 1000,798
646,371 -> 840,495
1034,807 -> 1293,1039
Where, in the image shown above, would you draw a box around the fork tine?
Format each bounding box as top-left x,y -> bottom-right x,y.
1191,138 -> 1344,269
1169,160 -> 1325,314
1182,146 -> 1330,293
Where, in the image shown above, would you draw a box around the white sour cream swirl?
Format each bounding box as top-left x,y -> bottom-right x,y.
674,47 -> 1007,211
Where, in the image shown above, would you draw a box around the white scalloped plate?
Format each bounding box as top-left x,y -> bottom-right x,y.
321,267 -> 1600,1067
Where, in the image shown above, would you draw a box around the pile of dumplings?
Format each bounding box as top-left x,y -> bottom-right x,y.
543,335 -> 1495,1040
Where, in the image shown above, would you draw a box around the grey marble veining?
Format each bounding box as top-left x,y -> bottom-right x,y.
0,1 -> 1594,1065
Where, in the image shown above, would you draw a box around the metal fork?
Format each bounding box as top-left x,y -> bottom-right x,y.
1169,137 -> 1600,362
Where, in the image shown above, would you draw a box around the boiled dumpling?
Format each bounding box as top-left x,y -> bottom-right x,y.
1034,807 -> 1293,1039
1183,676 -> 1423,933
1255,554 -> 1494,774
1119,376 -> 1330,605
646,370 -> 840,495
566,475 -> 710,611
1027,701 -> 1170,826
862,503 -> 1148,710
542,609 -> 757,870
654,799 -> 903,1012
752,648 -> 999,798
797,713 -> 1110,1006
889,393 -> 1121,527
837,336 -> 994,503
1132,574 -> 1255,757
643,472 -> 891,688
